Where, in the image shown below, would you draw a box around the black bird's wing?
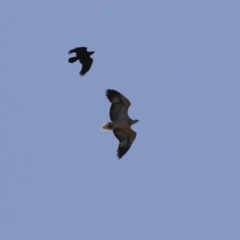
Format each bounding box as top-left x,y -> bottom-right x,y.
68,47 -> 87,54
79,57 -> 93,76
105,89 -> 131,122
113,128 -> 137,159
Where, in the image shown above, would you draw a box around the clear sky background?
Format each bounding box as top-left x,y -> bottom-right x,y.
1,1 -> 240,239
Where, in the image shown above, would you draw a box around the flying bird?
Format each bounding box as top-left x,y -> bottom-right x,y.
68,47 -> 94,76
102,89 -> 139,159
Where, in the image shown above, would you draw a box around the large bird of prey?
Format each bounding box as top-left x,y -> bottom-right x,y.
102,89 -> 139,159
68,47 -> 94,76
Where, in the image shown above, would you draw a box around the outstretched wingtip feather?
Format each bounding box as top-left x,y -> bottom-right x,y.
105,89 -> 122,102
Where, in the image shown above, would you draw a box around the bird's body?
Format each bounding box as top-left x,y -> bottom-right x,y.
68,47 -> 94,76
102,89 -> 139,159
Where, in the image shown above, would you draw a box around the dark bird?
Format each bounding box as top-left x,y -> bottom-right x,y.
68,47 -> 94,76
102,89 -> 139,159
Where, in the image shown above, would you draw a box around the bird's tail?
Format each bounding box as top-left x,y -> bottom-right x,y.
68,57 -> 78,63
102,122 -> 113,131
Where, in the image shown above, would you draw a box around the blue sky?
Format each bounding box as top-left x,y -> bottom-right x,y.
1,1 -> 240,239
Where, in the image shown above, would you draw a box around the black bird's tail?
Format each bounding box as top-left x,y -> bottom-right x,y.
68,57 -> 78,63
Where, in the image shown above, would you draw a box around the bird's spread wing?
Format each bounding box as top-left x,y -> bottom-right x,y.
106,89 -> 131,122
68,47 -> 87,54
113,128 -> 137,159
80,57 -> 93,76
